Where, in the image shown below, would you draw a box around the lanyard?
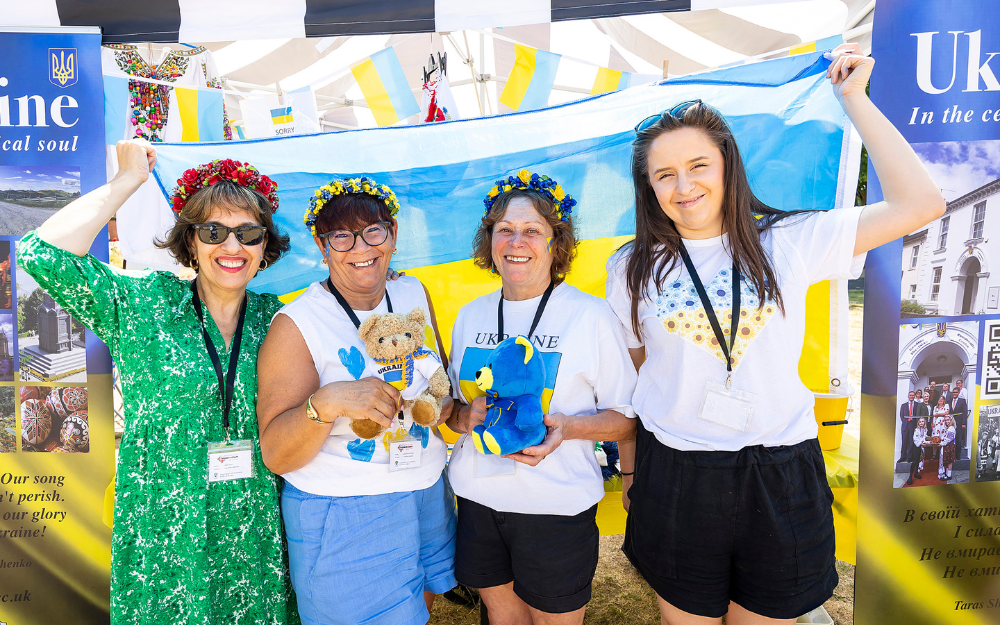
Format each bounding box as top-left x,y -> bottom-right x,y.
497,281 -> 555,342
191,280 -> 247,435
325,277 -> 392,328
677,244 -> 741,386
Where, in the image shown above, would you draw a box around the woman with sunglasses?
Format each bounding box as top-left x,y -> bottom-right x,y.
17,140 -> 297,625
606,46 -> 946,624
256,178 -> 456,625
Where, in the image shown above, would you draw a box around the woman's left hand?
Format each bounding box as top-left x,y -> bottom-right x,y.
826,42 -> 873,102
503,412 -> 569,466
387,267 -> 405,281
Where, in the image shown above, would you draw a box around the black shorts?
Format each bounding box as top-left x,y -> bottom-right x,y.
455,497 -> 599,613
623,421 -> 837,619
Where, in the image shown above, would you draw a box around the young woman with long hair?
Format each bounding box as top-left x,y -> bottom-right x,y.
606,45 -> 946,624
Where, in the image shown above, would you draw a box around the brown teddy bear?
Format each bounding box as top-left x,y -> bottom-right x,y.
352,307 -> 451,439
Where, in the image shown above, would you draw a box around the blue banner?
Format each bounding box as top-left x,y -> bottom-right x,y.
0,27 -> 112,625
857,2 -> 1000,623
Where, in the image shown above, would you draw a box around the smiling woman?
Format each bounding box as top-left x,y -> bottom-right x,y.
15,141 -> 298,625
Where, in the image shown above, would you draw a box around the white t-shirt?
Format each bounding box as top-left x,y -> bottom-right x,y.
447,283 -> 637,516
277,277 -> 447,496
606,207 -> 866,452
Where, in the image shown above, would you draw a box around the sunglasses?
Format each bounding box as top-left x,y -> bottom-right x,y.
634,99 -> 704,133
191,224 -> 267,246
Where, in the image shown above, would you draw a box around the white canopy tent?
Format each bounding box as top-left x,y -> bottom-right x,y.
94,0 -> 875,131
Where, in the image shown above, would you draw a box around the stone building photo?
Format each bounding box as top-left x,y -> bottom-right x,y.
894,321 -> 977,487
903,141 -> 1000,317
15,245 -> 87,383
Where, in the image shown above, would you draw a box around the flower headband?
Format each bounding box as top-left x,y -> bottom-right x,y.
171,159 -> 278,214
303,176 -> 401,235
483,169 -> 576,222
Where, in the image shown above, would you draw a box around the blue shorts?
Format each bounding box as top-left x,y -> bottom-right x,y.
281,476 -> 457,625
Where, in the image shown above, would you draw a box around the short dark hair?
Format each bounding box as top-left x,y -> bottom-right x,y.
471,189 -> 577,284
155,181 -> 290,270
314,193 -> 395,237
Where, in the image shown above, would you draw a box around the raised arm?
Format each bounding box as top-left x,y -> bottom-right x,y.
825,46 -> 947,256
37,140 -> 156,256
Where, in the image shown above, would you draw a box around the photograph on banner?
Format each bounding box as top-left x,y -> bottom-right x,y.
978,318 -> 1000,401
894,321 -> 977,487
975,403 -> 1000,482
19,385 -> 89,453
0,166 -> 81,236
0,386 -> 14,453
0,240 -> 10,308
15,246 -> 88,383
900,141 -> 1000,317
0,313 -> 14,381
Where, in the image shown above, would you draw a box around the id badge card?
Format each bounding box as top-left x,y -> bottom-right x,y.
207,439 -> 254,482
697,381 -> 758,433
473,446 -> 517,478
388,437 -> 422,472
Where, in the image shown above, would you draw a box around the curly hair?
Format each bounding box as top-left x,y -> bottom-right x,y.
472,188 -> 577,284
155,180 -> 290,270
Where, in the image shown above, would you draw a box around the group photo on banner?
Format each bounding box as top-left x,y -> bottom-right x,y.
4,1 -> 1000,625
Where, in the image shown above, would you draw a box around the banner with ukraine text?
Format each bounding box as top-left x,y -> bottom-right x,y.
855,1 -> 1000,623
144,51 -> 860,367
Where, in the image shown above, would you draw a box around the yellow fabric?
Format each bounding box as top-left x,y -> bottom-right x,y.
498,44 -> 537,110
591,67 -> 623,95
103,475 -> 115,529
351,58 -> 399,127
790,42 -> 818,56
799,280 -> 831,392
174,87 -> 201,142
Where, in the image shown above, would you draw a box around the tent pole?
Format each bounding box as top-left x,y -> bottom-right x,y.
459,31 -> 484,117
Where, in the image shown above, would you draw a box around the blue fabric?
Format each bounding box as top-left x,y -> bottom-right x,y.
521,49 -> 561,111
197,89 -> 225,142
149,51 -> 850,297
281,478 -> 456,625
103,74 -> 130,144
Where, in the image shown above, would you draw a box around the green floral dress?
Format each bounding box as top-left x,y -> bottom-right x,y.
18,232 -> 299,625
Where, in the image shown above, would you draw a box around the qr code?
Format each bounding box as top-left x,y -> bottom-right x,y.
983,321 -> 1000,398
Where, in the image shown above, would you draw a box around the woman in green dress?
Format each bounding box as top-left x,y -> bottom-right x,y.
17,140 -> 298,625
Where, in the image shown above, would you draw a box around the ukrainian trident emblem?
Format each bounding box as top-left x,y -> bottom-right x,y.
49,48 -> 77,88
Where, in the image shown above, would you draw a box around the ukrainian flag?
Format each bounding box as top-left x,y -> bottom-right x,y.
790,34 -> 845,56
352,47 -> 421,127
499,45 -> 561,111
270,106 -> 293,125
458,347 -> 562,414
591,68 -> 631,95
174,86 -> 225,142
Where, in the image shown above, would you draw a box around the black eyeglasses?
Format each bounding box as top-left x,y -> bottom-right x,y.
634,99 -> 704,133
191,224 -> 266,246
320,222 -> 391,252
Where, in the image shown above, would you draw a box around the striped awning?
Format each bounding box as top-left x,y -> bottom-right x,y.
4,0 -> 873,44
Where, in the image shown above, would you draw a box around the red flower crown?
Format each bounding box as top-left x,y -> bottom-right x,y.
170,159 -> 279,214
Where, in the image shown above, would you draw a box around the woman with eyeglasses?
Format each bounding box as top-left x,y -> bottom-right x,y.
17,140 -> 298,625
256,178 -> 456,625
606,45 -> 946,624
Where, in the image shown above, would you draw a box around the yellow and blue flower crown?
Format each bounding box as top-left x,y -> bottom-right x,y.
484,169 -> 576,222
303,176 -> 401,235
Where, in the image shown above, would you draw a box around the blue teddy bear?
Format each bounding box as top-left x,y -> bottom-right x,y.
471,335 -> 547,456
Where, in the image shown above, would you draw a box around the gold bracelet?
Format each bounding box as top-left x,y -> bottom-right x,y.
305,394 -> 333,424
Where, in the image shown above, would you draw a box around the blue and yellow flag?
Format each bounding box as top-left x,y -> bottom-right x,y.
149,52 -> 859,365
591,67 -> 631,95
499,44 -> 561,111
352,47 -> 420,126
175,86 -> 225,142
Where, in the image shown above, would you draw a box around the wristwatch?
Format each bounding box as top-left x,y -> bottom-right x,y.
305,394 -> 333,424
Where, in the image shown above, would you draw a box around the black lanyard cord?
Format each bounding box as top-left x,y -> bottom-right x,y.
498,281 -> 555,342
325,277 -> 392,329
677,245 -> 740,381
191,280 -> 248,434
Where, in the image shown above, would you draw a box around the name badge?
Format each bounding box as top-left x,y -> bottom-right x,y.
207,439 -> 254,482
388,438 -> 422,471
697,381 -> 758,433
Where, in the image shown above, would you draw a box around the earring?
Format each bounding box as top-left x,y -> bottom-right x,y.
191,258 -> 199,272
321,258 -> 328,265
259,259 -> 269,271
392,248 -> 398,255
